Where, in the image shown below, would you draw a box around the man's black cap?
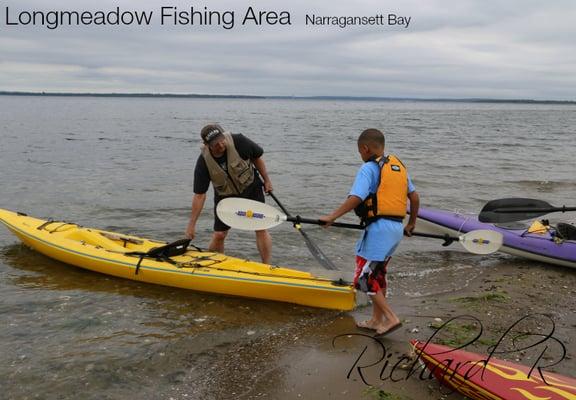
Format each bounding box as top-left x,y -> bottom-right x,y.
201,124 -> 224,144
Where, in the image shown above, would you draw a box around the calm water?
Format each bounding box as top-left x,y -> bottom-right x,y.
1,96 -> 575,398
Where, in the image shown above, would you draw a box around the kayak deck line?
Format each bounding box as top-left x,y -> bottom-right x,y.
0,209 -> 356,310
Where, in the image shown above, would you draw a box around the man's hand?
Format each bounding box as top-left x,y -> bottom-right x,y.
187,193 -> 206,240
263,178 -> 273,193
185,223 -> 196,240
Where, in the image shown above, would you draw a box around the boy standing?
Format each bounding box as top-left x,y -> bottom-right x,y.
320,129 -> 419,336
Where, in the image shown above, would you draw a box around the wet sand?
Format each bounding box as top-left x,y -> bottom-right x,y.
162,257 -> 576,400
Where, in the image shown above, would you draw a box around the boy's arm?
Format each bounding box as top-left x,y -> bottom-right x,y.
319,195 -> 363,227
404,191 -> 420,236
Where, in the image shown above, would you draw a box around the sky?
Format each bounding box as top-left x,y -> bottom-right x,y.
1,0 -> 575,100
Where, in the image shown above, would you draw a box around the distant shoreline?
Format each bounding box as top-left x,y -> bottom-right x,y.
1,91 -> 575,105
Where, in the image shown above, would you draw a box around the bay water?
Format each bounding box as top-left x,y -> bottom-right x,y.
1,96 -> 574,398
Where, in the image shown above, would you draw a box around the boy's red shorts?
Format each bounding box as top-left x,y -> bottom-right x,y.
354,256 -> 390,295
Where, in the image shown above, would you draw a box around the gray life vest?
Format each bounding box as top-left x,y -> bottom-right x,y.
202,132 -> 255,196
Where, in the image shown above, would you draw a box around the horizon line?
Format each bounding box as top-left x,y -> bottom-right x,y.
1,90 -> 575,105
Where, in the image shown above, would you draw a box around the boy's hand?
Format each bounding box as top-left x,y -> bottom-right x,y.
319,215 -> 335,228
404,223 -> 416,236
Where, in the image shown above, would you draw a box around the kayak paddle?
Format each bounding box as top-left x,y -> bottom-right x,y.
217,197 -> 362,231
268,191 -> 338,270
217,198 -> 503,255
479,198 -> 576,223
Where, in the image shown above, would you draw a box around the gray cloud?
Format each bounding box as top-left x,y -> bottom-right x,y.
0,0 -> 575,99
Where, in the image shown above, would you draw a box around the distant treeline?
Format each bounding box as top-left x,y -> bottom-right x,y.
1,91 -> 574,105
0,91 -> 265,99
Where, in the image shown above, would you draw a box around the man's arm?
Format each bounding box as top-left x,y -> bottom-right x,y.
186,193 -> 207,239
232,134 -> 271,192
252,157 -> 273,193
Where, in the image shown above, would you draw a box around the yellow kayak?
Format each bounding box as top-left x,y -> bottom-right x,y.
0,209 -> 355,310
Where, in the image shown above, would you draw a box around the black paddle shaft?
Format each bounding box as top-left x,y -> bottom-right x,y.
286,216 -> 364,230
285,215 -> 460,244
267,191 -> 291,216
269,191 -> 362,230
268,191 -> 338,270
495,206 -> 575,214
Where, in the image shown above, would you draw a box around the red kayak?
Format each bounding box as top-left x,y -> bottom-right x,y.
412,340 -> 576,400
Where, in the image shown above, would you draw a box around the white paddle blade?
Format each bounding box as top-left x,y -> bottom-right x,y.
459,230 -> 503,255
216,198 -> 287,231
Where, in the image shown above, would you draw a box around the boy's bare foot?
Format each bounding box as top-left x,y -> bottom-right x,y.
356,319 -> 379,330
374,321 -> 403,337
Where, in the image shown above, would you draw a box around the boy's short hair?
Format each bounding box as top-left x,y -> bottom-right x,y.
358,129 -> 385,148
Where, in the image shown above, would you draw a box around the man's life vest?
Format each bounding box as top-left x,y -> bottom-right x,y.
354,154 -> 408,226
202,132 -> 255,196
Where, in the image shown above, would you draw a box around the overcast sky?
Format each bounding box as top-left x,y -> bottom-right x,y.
1,0 -> 575,100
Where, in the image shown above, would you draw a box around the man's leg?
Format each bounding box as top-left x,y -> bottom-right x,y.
255,229 -> 272,264
209,230 -> 228,253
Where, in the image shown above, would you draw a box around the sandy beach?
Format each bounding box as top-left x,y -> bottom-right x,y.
155,256 -> 576,400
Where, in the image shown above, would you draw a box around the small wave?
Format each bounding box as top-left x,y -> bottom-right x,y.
510,180 -> 576,193
25,159 -> 52,165
90,206 -> 190,219
154,135 -> 195,144
399,117 -> 423,122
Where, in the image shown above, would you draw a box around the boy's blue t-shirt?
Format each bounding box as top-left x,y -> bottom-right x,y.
349,160 -> 415,261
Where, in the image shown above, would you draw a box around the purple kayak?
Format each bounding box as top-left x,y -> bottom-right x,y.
410,207 -> 576,269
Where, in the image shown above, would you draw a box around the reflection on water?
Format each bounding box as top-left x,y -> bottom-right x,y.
1,243 -> 344,399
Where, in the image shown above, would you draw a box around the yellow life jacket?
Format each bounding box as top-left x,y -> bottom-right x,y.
527,220 -> 549,235
355,154 -> 408,225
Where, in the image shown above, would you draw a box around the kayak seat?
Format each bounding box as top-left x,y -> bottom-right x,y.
556,223 -> 576,241
146,238 -> 191,258
126,238 -> 192,275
